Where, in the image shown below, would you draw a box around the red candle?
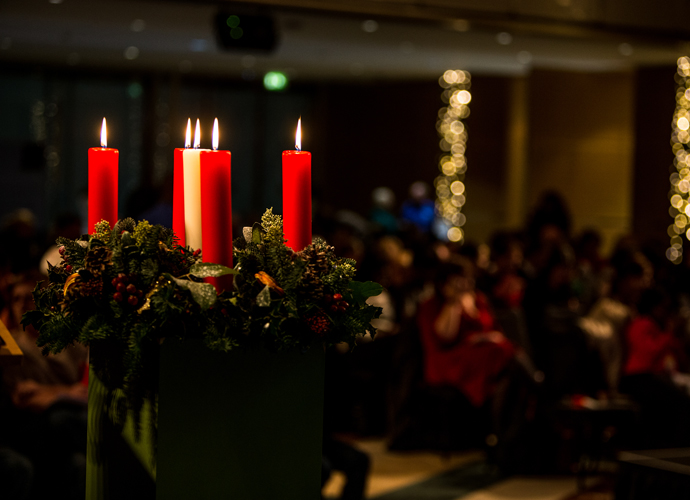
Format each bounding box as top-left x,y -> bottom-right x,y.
200,118 -> 233,291
282,118 -> 312,251
172,119 -> 191,247
88,118 -> 118,233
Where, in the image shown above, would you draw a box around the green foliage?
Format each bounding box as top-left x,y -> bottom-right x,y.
229,211 -> 382,351
23,211 -> 383,440
94,220 -> 112,242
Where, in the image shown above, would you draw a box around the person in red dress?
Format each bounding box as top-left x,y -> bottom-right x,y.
417,258 -> 515,408
620,287 -> 690,447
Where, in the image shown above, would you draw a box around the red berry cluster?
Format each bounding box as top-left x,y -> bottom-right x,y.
306,313 -> 330,335
325,293 -> 349,313
111,273 -> 143,306
58,245 -> 73,272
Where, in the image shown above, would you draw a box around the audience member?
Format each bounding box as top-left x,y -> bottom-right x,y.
620,287 -> 690,447
0,275 -> 87,500
417,258 -> 515,410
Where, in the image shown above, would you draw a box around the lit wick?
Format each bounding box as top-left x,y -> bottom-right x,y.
212,118 -> 219,151
194,118 -> 201,149
100,118 -> 107,148
185,118 -> 192,149
295,116 -> 301,152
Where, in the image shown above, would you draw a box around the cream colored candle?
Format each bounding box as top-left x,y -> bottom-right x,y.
183,119 -> 210,250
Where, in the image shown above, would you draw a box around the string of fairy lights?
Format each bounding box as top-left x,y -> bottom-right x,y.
667,56 -> 690,264
436,70 -> 471,243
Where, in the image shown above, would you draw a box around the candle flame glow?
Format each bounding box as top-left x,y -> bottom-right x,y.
101,118 -> 107,148
194,119 -> 201,148
212,118 -> 219,151
295,117 -> 301,151
185,118 -> 192,148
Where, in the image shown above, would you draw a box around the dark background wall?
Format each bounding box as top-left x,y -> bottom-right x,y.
632,66 -> 678,245
0,62 -> 681,254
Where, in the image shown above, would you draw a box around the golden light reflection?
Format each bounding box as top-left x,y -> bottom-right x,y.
448,227 -> 463,242
436,69 -> 471,242
450,180 -> 465,195
668,56 -> 690,264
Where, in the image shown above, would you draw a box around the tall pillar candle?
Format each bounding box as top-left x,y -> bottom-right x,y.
173,119 -> 192,247
88,118 -> 119,233
182,119 -> 209,251
282,118 -> 312,251
200,118 -> 233,291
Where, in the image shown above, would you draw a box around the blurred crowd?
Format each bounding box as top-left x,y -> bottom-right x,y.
3,183 -> 690,499
0,209 -> 87,500
319,184 -> 690,493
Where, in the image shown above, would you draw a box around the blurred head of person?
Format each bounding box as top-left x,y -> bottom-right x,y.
433,257 -> 475,301
490,231 -> 524,274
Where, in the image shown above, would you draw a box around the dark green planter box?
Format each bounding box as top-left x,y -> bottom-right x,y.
86,341 -> 325,500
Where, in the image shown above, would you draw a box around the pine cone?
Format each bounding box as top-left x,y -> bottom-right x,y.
84,246 -> 112,276
299,243 -> 333,297
63,275 -> 103,304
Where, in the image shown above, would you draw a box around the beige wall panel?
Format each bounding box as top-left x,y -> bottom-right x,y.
527,70 -> 634,253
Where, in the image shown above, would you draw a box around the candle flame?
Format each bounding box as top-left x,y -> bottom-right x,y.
100,118 -> 107,148
295,117 -> 301,151
194,118 -> 201,148
185,118 -> 192,148
212,118 -> 219,151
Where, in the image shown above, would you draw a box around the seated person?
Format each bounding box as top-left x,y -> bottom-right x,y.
620,287 -> 690,447
417,258 -> 515,409
1,275 -> 88,500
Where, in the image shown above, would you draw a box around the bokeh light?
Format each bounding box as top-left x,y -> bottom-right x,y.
263,71 -> 288,91
668,56 -> 690,263
436,70 -> 470,242
447,227 -> 463,242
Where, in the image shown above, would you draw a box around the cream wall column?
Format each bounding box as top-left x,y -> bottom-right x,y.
527,70 -> 634,253
505,76 -> 529,229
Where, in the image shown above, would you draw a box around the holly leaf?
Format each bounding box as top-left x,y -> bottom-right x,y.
256,285 -> 271,307
47,262 -> 65,284
348,281 -> 384,304
21,310 -> 47,330
172,278 -> 217,309
190,263 -> 238,278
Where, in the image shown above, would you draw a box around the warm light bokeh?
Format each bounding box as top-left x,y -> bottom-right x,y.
667,56 -> 690,263
436,70 -> 471,242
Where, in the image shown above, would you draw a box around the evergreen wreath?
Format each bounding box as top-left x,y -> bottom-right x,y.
22,209 -> 383,436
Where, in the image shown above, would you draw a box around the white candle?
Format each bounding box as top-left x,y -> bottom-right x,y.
183,119 -> 210,250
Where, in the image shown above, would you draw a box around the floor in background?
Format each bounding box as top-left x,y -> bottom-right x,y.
323,438 -> 614,500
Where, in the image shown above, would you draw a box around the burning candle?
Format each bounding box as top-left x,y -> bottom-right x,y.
282,118 -> 312,251
182,119 -> 209,251
172,119 -> 191,247
200,118 -> 233,290
88,118 -> 119,233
